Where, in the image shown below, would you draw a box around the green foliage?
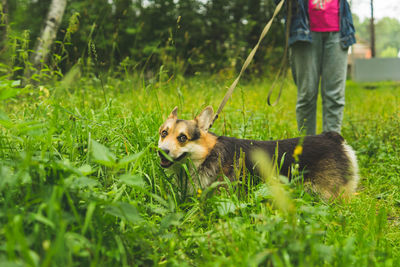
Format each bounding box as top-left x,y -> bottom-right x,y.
353,14 -> 400,58
375,18 -> 400,58
0,3 -> 400,265
0,72 -> 399,265
381,47 -> 398,58
3,0 -> 286,80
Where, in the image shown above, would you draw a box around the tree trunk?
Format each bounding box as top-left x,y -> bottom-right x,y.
31,0 -> 67,69
370,0 -> 376,57
0,0 -> 9,51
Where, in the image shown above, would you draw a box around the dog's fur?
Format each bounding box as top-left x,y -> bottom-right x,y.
158,106 -> 359,199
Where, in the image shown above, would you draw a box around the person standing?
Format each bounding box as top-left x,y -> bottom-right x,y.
278,0 -> 356,135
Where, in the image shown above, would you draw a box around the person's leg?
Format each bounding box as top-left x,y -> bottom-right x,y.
320,32 -> 348,133
290,33 -> 322,135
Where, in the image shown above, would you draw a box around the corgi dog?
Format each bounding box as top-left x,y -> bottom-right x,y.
158,106 -> 359,199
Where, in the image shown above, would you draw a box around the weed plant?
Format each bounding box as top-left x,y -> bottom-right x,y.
0,70 -> 399,266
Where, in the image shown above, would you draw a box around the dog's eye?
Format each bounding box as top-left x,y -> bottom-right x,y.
177,134 -> 187,143
161,130 -> 168,138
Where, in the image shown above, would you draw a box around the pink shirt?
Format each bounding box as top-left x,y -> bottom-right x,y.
309,0 -> 340,32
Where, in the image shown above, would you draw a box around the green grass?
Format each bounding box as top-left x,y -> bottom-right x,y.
0,74 -> 399,266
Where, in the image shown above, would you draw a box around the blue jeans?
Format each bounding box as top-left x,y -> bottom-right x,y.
290,32 -> 348,135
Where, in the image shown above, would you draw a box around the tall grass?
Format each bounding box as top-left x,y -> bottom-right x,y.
0,70 -> 399,266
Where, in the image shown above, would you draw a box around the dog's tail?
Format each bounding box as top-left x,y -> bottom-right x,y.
318,131 -> 360,199
341,141 -> 360,197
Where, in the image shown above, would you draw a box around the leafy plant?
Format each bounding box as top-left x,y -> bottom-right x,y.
0,71 -> 399,265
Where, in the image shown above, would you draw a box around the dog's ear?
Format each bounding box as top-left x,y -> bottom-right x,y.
195,106 -> 214,132
168,106 -> 178,120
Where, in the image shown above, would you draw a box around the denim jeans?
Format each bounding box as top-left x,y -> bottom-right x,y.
290,32 -> 348,135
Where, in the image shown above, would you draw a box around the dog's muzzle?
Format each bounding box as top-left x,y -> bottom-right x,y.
158,150 -> 173,168
158,150 -> 187,168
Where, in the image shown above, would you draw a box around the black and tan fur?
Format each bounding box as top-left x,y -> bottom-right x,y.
158,106 -> 359,199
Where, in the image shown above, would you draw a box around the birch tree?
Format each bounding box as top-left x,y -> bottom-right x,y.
31,0 -> 67,70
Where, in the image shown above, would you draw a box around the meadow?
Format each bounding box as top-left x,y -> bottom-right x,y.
0,72 -> 399,266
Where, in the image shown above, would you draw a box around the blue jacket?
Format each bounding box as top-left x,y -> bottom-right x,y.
275,0 -> 356,48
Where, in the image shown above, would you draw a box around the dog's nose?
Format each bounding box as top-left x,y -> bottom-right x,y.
158,149 -> 170,158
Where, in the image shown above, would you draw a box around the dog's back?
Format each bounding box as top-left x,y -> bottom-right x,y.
199,131 -> 359,199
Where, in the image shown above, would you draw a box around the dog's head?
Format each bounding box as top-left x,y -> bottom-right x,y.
158,106 -> 217,168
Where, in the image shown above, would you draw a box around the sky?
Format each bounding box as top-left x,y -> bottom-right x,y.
350,0 -> 400,21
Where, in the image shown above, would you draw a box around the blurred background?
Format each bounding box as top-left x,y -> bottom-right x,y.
0,0 -> 399,81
